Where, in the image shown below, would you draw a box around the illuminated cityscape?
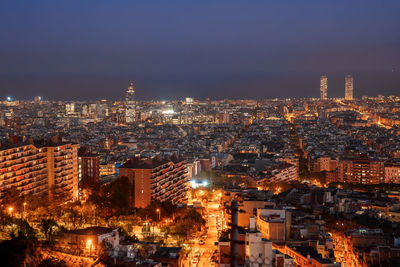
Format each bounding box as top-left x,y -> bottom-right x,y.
1,1 -> 400,267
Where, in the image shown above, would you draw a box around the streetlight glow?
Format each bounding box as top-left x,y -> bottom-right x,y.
87,239 -> 93,257
156,208 -> 161,221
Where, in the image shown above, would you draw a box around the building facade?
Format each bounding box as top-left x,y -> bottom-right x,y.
78,153 -> 100,184
119,157 -> 189,208
320,76 -> 328,100
256,209 -> 290,242
125,81 -> 136,123
345,75 -> 354,100
337,155 -> 385,184
0,142 -> 79,202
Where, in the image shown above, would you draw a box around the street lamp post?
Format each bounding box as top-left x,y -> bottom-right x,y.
23,202 -> 27,219
87,239 -> 92,257
156,208 -> 161,221
8,207 -> 13,217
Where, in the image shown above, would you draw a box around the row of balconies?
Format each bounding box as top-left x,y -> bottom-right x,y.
23,185 -> 47,196
4,173 -> 47,188
1,171 -> 47,188
0,154 -> 46,169
0,147 -> 36,159
151,164 -> 171,174
54,166 -> 73,174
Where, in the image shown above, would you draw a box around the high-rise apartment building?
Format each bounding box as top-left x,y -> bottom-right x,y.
78,148 -> 100,184
345,75 -> 354,100
337,154 -> 384,184
119,156 -> 189,208
320,76 -> 328,100
125,81 -> 136,123
0,140 -> 79,202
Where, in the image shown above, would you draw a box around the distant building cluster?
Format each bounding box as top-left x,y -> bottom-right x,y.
320,75 -> 354,100
2,82 -> 400,266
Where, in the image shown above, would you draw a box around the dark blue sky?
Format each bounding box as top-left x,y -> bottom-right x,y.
1,0 -> 399,100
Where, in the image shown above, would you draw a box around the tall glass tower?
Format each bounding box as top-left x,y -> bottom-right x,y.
345,75 -> 354,100
125,81 -> 136,123
320,75 -> 328,100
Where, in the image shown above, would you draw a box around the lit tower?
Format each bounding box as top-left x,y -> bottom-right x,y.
320,75 -> 328,100
345,75 -> 354,100
125,81 -> 136,123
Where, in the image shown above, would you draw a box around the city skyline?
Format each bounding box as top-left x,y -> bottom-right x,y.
2,71 -> 399,101
2,1 -> 400,266
1,1 -> 400,100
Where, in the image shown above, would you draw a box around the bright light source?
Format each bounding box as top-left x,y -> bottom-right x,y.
162,109 -> 175,115
191,179 -> 209,189
86,239 -> 92,249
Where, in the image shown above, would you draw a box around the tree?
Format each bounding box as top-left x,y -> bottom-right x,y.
0,210 -> 13,230
298,153 -> 310,180
172,209 -> 206,240
87,176 -> 131,218
201,170 -> 230,189
24,193 -> 47,213
40,219 -> 59,243
2,187 -> 23,213
109,176 -> 131,209
15,219 -> 37,241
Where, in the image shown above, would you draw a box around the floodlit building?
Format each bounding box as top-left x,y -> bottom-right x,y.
0,140 -> 79,202
78,149 -> 100,184
125,81 -> 136,123
119,156 -> 189,208
345,75 -> 354,100
256,208 -> 291,242
320,76 -> 328,100
246,218 -> 273,267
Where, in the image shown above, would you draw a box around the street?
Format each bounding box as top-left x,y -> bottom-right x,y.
186,201 -> 220,267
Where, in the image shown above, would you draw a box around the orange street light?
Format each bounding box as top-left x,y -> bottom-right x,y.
8,207 -> 13,216
87,239 -> 93,257
156,208 -> 161,221
23,202 -> 27,219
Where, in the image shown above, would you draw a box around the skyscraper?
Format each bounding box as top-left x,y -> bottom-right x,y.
320,75 -> 328,100
125,81 -> 136,123
345,75 -> 354,100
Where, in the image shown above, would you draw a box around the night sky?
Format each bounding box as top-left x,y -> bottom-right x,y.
1,0 -> 399,100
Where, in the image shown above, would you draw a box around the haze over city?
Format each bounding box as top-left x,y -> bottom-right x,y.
2,1 -> 400,267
